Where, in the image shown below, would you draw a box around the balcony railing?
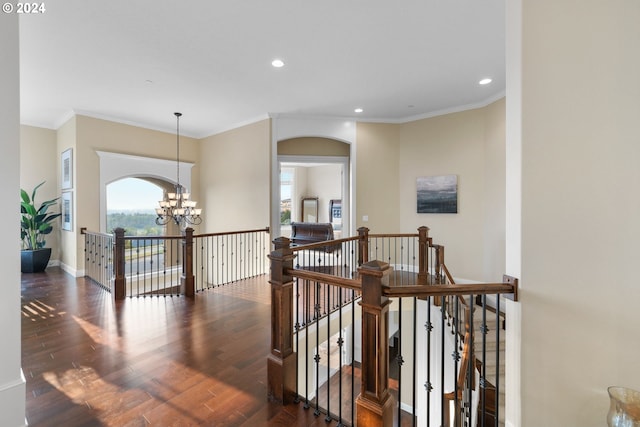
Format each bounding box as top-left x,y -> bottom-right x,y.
83,227 -> 270,298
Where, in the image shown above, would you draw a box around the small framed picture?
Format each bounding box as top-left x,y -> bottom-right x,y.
417,175 -> 458,214
61,148 -> 73,189
61,191 -> 73,231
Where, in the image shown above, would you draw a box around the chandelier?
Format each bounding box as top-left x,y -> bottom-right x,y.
155,112 -> 202,229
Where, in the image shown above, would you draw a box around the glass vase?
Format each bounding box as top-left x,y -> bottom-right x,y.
608,386 -> 640,427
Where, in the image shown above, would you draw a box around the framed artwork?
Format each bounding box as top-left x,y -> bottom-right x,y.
61,148 -> 73,189
417,175 -> 458,214
61,191 -> 73,231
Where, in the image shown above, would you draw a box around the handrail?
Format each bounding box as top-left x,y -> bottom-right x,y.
268,227 -> 518,426
195,226 -> 270,239
285,267 -> 361,291
369,233 -> 419,238
289,235 -> 358,252
286,268 -> 515,299
384,282 -> 516,298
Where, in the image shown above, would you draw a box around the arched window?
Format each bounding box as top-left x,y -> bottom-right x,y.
106,178 -> 163,235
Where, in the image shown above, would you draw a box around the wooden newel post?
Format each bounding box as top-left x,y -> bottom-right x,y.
417,226 -> 430,285
357,226 -> 370,266
113,227 -> 126,300
267,237 -> 297,404
182,227 -> 195,298
356,260 -> 394,427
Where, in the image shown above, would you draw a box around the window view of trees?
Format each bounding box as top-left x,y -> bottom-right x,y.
106,212 -> 163,236
281,169 -> 293,225
107,178 -> 164,236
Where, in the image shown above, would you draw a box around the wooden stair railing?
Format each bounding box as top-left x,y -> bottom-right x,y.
443,330 -> 475,427
442,299 -> 475,427
267,228 -> 518,427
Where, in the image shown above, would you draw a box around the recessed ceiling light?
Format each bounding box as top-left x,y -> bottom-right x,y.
354,108 -> 363,113
271,59 -> 285,68
479,78 -> 492,85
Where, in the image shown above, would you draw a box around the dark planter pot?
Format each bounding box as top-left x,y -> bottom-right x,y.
21,248 -> 52,273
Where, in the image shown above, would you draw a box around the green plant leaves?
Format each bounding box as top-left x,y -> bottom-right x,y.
20,181 -> 60,250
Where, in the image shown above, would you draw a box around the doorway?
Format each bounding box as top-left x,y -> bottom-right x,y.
277,155 -> 349,239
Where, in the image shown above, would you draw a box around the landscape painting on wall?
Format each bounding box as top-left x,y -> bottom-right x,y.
417,175 -> 458,213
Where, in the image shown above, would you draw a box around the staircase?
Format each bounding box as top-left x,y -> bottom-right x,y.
471,300 -> 506,427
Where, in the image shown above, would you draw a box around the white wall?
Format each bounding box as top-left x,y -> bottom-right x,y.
304,164 -> 342,224
519,1 -> 640,426
0,12 -> 27,427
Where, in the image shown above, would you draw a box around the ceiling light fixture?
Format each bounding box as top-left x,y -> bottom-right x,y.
354,108 -> 363,113
271,59 -> 285,68
155,112 -> 202,229
479,78 -> 492,85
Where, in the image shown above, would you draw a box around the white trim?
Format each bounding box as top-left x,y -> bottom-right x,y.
96,151 -> 194,233
60,261 -> 81,277
277,155 -> 350,238
271,116 -> 357,241
372,91 -> 507,124
0,370 -> 26,427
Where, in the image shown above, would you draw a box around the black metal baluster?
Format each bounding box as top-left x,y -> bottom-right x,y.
215,235 -> 220,287
481,295 -> 488,427
426,296 -> 433,424
350,288 -> 355,426
294,276 -> 300,403
304,277 -> 310,409
495,294 -> 501,427
441,295 -> 446,427
453,296 -> 460,426
325,283 -> 332,422
412,296 -> 417,427
397,297 -> 404,425
468,293 -> 475,427
149,238 -> 154,296
314,281 -> 321,417
337,288 -> 344,427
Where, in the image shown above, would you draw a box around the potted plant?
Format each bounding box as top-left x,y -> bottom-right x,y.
20,181 -> 61,273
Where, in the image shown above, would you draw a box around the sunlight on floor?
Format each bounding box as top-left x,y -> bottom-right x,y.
21,299 -> 65,321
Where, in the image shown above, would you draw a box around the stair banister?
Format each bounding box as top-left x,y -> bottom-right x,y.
181,227 -> 195,297
355,260 -> 395,427
113,227 -> 126,300
267,236 -> 297,404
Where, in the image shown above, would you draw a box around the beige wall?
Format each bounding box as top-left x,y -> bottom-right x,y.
56,116 -> 77,271
355,122 -> 400,233
20,125 -> 60,261
74,115 -> 200,272
36,115 -> 200,274
399,110 -> 485,279
278,137 -> 350,157
519,1 -> 640,426
397,100 -> 506,281
306,164 -> 342,224
482,99 -> 506,282
199,119 -> 270,232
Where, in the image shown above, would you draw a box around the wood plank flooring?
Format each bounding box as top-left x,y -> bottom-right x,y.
21,268 -> 343,427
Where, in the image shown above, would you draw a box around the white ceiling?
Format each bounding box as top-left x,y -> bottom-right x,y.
19,0 -> 505,139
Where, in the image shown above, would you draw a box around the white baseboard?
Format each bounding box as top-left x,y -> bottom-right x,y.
59,261 -> 83,277
0,370 -> 26,427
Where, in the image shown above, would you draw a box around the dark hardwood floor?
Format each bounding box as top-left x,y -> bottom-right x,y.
21,268 -> 343,427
